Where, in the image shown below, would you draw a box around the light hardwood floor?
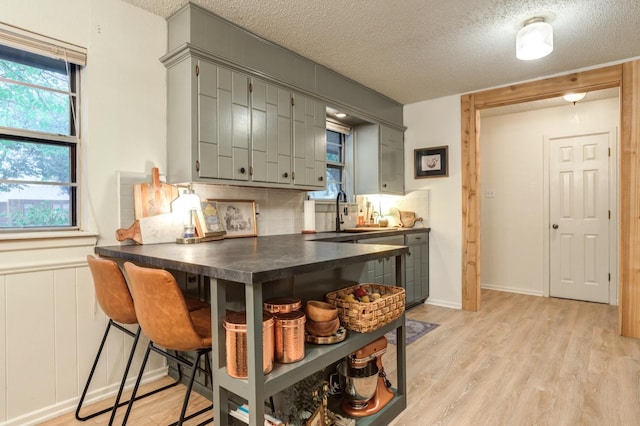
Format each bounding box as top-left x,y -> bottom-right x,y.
41,290 -> 640,425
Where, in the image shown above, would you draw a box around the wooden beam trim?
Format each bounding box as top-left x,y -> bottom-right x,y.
620,60 -> 640,337
473,65 -> 623,109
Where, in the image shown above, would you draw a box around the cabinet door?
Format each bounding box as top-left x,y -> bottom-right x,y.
197,60 -> 219,178
251,79 -> 290,184
404,244 -> 417,304
217,68 -> 250,181
277,89 -> 292,184
380,125 -> 404,194
293,94 -> 326,187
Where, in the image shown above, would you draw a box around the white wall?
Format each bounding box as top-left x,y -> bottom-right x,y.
1,1 -> 169,424
404,96 -> 462,308
480,97 -> 619,296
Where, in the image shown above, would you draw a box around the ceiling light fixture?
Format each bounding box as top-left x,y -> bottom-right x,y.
334,112 -> 347,118
563,92 -> 586,104
516,17 -> 553,60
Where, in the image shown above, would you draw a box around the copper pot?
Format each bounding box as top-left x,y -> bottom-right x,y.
224,311 -> 274,379
263,297 -> 302,314
273,310 -> 306,363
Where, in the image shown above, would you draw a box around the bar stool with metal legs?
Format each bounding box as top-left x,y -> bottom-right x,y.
122,261 -> 214,426
76,255 -> 209,424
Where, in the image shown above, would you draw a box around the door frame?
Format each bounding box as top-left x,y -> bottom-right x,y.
542,128 -> 618,304
461,61 -> 640,337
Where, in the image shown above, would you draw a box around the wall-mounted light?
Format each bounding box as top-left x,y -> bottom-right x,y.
563,92 -> 586,105
516,17 -> 553,60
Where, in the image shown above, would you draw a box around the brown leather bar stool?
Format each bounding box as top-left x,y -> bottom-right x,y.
122,261 -> 214,426
77,255 -> 209,425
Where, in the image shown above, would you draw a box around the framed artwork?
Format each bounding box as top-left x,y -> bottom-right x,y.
195,200 -> 226,241
414,145 -> 449,178
208,199 -> 257,238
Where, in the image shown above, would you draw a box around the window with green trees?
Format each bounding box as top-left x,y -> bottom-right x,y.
0,44 -> 80,230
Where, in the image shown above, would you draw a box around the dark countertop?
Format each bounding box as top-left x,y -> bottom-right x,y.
95,232 -> 417,285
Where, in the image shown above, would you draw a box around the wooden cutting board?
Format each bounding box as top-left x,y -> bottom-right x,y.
115,213 -> 184,244
133,167 -> 179,219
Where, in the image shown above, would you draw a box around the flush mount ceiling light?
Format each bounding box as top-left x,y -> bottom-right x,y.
563,92 -> 586,104
334,112 -> 347,118
516,17 -> 553,60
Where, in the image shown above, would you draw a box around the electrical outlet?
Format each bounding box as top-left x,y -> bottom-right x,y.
485,189 -> 496,198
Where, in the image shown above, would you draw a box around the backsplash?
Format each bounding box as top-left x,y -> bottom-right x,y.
118,171 -> 429,238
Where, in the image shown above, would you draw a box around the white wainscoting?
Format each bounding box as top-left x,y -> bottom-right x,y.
0,233 -> 166,425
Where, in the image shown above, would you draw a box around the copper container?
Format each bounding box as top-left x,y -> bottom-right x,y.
224,311 -> 274,379
263,297 -> 302,314
273,310 -> 306,363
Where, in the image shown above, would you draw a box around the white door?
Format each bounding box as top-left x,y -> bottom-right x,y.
549,132 -> 610,303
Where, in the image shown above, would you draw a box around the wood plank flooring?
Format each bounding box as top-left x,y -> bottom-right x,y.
40,290 -> 640,425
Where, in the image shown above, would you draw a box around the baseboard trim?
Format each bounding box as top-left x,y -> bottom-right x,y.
424,298 -> 462,309
4,367 -> 168,426
481,284 -> 544,297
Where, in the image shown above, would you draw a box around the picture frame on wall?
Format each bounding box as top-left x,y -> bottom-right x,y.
414,146 -> 449,178
207,199 -> 258,238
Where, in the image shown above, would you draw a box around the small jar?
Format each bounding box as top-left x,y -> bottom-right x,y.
273,310 -> 306,363
224,311 -> 274,379
263,297 -> 302,314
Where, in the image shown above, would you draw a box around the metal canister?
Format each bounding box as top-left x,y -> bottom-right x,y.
224,311 -> 275,379
273,310 -> 306,363
263,297 -> 302,314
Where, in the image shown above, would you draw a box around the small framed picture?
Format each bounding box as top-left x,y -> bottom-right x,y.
414,146 -> 449,178
195,200 -> 226,240
208,199 -> 257,238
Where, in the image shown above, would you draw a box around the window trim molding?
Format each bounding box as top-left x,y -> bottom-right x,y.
0,22 -> 86,65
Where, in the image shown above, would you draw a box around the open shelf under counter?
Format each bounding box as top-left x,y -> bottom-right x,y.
216,315 -> 405,398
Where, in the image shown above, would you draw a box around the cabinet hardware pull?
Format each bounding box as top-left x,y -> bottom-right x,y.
283,172 -> 289,178
240,167 -> 246,174
383,183 -> 387,188
195,160 -> 200,172
318,176 -> 323,181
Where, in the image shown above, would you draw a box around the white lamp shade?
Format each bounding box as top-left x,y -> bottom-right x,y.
563,93 -> 586,103
516,20 -> 553,60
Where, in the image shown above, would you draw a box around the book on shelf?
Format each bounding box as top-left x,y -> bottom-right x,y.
230,404 -> 284,426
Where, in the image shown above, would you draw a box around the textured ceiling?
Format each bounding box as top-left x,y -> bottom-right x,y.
122,0 -> 640,105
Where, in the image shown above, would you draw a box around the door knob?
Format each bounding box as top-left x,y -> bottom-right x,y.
552,224 -> 559,229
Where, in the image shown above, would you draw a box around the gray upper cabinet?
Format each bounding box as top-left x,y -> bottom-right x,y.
355,124 -> 405,195
166,55 -> 326,189
293,93 -> 326,188
250,78 -> 292,185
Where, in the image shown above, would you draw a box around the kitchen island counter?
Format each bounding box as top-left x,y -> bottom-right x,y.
95,233 -> 408,285
95,234 -> 408,426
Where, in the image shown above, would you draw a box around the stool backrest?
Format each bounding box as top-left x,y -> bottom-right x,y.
123,262 -> 208,351
87,255 -> 137,325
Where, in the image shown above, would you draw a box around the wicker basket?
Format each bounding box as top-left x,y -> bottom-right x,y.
325,283 -> 405,333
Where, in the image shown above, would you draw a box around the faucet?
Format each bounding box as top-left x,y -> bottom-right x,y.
335,190 -> 347,232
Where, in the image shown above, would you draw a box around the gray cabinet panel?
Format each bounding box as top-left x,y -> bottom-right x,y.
355,124 -> 404,195
217,88 -> 233,158
404,232 -> 429,307
199,142 -> 218,178
199,95 -> 217,144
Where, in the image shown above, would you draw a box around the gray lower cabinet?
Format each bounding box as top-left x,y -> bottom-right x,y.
358,232 -> 429,307
358,235 -> 404,285
405,232 -> 429,307
166,55 -> 326,189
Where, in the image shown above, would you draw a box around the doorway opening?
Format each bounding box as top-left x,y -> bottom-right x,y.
461,61 -> 640,337
478,90 -> 619,305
